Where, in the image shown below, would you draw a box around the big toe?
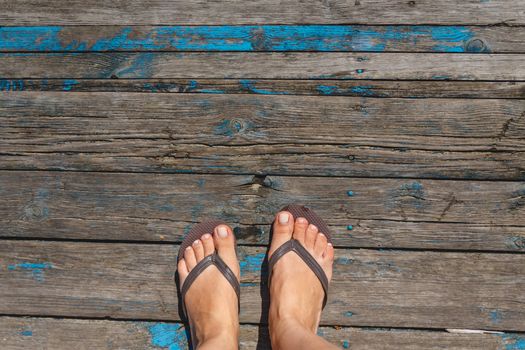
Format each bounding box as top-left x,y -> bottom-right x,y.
269,211 -> 294,258
213,224 -> 240,279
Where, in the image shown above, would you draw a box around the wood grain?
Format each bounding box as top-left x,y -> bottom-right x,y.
1,241 -> 524,330
1,171 -> 524,251
0,25 -> 521,53
1,53 -> 524,80
1,0 -> 523,25
1,316 -> 523,350
2,79 -> 525,99
1,92 -> 524,180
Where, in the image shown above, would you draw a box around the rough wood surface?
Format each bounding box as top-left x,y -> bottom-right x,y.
1,0 -> 524,25
1,53 -> 524,80
0,25 -> 522,53
2,92 -> 524,180
2,79 -> 525,99
1,317 -> 524,350
1,241 -> 524,330
1,171 -> 524,251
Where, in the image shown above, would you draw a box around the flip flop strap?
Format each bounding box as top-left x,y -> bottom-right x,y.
268,239 -> 329,308
181,253 -> 240,318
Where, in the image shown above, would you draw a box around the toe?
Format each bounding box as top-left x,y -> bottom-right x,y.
177,259 -> 189,280
177,258 -> 189,284
201,233 -> 214,257
324,242 -> 335,262
305,223 -> 318,249
292,217 -> 308,244
193,239 -> 204,261
314,233 -> 327,257
213,224 -> 240,278
184,246 -> 197,270
269,211 -> 294,257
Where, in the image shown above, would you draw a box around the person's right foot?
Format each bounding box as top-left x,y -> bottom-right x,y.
267,211 -> 335,347
177,224 -> 239,349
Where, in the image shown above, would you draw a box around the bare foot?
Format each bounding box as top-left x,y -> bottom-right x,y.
268,211 -> 335,349
177,224 -> 240,350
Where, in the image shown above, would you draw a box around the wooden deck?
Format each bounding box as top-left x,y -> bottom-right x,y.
1,1 -> 524,349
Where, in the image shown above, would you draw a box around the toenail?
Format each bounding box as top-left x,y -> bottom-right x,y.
297,217 -> 307,224
193,240 -> 200,245
328,243 -> 333,247
185,246 -> 192,250
218,226 -> 228,238
278,212 -> 289,224
318,233 -> 325,238
309,224 -> 318,231
202,234 -> 211,240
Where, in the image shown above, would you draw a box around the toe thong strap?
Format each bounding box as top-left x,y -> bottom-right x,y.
181,253 -> 240,318
268,239 -> 329,308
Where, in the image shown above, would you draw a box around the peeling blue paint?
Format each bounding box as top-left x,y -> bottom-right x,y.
336,257 -> 353,265
115,52 -> 155,78
214,119 -> 234,137
7,262 -> 54,282
343,340 -> 350,348
239,79 -> 289,95
197,179 -> 206,188
239,253 -> 265,276
345,311 -> 354,317
431,75 -> 450,80
0,79 -> 25,91
350,86 -> 374,96
213,119 -> 248,137
500,334 -> 525,350
317,84 -> 377,97
20,330 -> 33,336
490,310 -> 502,324
62,79 -> 79,91
0,25 -> 480,53
317,85 -> 338,95
347,225 -> 353,230
147,323 -> 188,350
428,26 -> 475,52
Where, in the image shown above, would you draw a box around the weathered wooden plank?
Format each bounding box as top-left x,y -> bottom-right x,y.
1,241 -> 524,330
2,79 -> 525,99
1,25 -> 522,53
1,53 -> 524,80
1,171 -> 524,251
1,92 -> 524,180
1,0 -> 523,25
1,317 -> 524,350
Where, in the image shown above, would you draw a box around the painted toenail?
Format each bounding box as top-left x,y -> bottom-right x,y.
278,212 -> 289,224
218,226 -> 228,238
202,234 -> 211,240
193,240 -> 200,245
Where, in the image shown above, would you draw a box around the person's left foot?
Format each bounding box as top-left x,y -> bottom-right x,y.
178,224 -> 240,349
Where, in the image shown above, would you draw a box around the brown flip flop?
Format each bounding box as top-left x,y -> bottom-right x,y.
268,204 -> 332,308
177,220 -> 241,319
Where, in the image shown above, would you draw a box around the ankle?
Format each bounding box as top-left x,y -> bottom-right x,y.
270,317 -> 314,349
195,325 -> 239,350
197,329 -> 239,350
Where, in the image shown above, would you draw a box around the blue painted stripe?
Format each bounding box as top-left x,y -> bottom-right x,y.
0,25 -> 481,52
